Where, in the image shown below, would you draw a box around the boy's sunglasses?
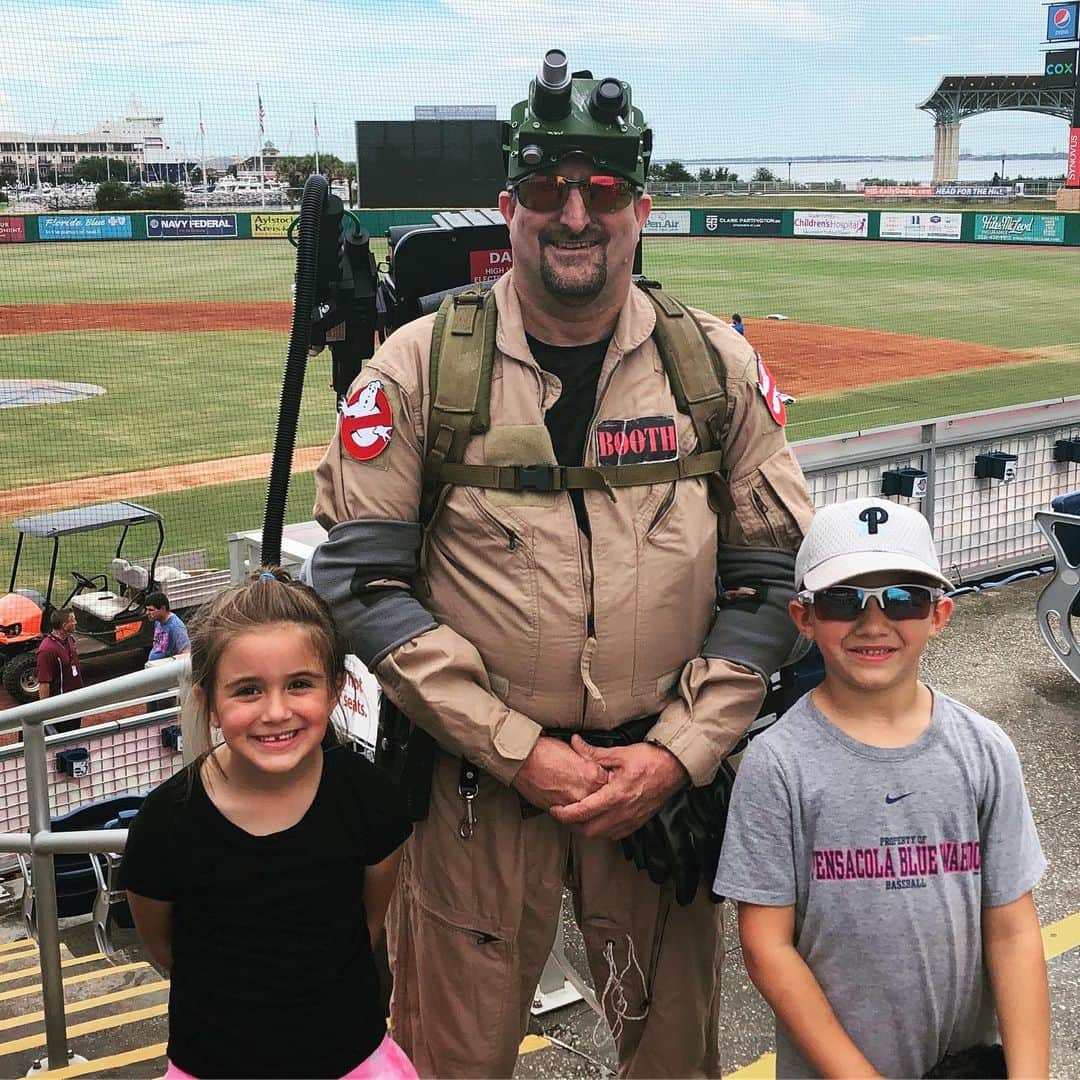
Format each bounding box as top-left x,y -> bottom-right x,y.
797,584 -> 945,622
511,174 -> 637,213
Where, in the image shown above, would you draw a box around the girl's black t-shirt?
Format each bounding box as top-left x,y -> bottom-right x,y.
121,744 -> 411,1079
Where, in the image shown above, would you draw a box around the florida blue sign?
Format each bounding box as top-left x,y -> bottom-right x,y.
146,213 -> 237,239
38,214 -> 133,241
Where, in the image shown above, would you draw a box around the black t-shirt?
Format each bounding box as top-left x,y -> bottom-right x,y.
121,744 -> 411,1079
526,332 -> 610,533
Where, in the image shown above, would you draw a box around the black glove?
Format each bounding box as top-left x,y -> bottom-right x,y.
620,760 -> 736,906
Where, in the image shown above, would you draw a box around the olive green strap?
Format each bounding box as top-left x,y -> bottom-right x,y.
423,288 -> 498,521
436,450 -> 728,496
637,280 -> 729,451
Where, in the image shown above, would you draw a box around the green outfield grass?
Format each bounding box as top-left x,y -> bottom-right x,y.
0,330 -> 336,488
0,472 -> 317,599
1,240 -> 299,304
643,239 -> 1079,349
2,234 -> 1077,497
785,357 -> 1080,440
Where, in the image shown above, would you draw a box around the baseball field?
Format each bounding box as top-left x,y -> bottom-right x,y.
1,233 -> 1078,587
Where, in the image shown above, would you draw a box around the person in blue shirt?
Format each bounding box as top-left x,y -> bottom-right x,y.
731,312 -> 745,336
145,593 -> 190,661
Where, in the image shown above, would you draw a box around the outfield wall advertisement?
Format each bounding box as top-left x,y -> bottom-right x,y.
250,212 -> 297,238
879,212 -> 963,241
38,214 -> 132,241
0,216 -> 26,243
146,213 -> 238,239
973,214 -> 1065,244
15,208 -> 1080,247
702,211 -> 783,236
793,211 -> 869,238
643,210 -> 691,235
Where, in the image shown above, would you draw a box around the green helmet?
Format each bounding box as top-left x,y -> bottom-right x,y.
503,50 -> 653,188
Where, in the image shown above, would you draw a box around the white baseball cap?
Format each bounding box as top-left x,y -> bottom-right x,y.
796,497 -> 952,592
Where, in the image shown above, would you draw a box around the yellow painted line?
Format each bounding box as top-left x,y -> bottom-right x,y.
0,946 -> 40,965
727,1052 -> 776,1079
0,939 -> 35,954
32,1041 -> 168,1079
0,1002 -> 168,1056
0,953 -> 106,985
519,1034 -> 551,1055
1043,910 -> 1080,961
0,980 -> 167,1032
0,961 -> 152,1004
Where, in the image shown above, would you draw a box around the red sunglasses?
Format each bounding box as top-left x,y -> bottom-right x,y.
511,174 -> 637,213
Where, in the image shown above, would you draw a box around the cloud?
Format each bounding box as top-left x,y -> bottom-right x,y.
905,34 -> 946,44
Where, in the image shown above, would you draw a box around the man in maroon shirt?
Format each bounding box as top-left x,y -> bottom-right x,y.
36,608 -> 83,733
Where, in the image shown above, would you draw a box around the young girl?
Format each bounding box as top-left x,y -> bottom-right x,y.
122,569 -> 416,1080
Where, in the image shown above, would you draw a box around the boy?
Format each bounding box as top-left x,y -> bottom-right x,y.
714,497 -> 1049,1078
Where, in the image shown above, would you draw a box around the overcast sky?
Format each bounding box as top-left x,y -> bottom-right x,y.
2,0 -> 1071,161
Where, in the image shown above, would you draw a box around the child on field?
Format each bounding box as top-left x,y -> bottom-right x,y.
122,569 -> 416,1080
714,498 -> 1049,1079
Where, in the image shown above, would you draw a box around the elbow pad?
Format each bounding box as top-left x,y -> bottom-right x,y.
703,545 -> 802,680
306,519 -> 437,667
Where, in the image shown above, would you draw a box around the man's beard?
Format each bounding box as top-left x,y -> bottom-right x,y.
538,228 -> 608,304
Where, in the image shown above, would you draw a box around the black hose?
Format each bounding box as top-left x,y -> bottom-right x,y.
261,174 -> 330,568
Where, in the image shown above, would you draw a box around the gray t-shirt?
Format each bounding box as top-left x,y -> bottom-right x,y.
714,689 -> 1045,1079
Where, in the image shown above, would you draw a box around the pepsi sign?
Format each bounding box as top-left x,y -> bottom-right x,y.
1047,3 -> 1078,42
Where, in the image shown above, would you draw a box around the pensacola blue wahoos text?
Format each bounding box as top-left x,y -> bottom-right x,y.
814,836 -> 982,891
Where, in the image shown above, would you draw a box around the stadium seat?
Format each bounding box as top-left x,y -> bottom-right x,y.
18,794 -> 146,952
1035,491 -> 1080,684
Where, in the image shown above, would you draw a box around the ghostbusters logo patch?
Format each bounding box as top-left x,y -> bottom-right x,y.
755,353 -> 787,427
340,379 -> 393,462
596,416 -> 679,466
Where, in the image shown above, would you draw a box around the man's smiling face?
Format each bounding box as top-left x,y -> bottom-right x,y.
499,157 -> 651,309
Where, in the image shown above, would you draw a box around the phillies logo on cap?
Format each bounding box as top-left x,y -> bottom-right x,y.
341,379 -> 393,461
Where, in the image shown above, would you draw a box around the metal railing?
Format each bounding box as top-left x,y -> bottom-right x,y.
0,662 -> 187,1071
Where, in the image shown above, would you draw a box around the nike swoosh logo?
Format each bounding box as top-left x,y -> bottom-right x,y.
885,792 -> 914,804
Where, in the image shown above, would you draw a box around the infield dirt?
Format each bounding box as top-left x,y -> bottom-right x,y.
0,301 -> 1035,513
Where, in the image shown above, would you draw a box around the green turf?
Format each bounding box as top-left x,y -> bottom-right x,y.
0,472 -> 318,599
787,357 -> 1080,441
3,234 -> 1077,494
0,331 -> 337,489
1,239 -> 299,303
642,238 -> 1079,349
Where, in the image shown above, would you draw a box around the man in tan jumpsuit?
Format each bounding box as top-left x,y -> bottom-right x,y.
310,54 -> 814,1078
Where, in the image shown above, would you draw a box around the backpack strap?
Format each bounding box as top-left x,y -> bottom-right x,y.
635,278 -> 729,452
421,280 -> 730,518
421,287 -> 497,523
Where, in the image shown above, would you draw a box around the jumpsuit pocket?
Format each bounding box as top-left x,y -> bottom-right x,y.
631,478 -> 716,697
403,888 -> 518,1075
732,445 -> 811,548
425,486 -> 541,695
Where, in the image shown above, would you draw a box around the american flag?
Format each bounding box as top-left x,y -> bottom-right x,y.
198,104 -> 205,137
313,106 -> 319,139
258,87 -> 266,135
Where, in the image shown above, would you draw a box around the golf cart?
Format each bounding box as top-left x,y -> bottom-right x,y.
0,501 -> 229,704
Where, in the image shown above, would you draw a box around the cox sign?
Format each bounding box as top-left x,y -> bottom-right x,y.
1044,49 -> 1077,81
